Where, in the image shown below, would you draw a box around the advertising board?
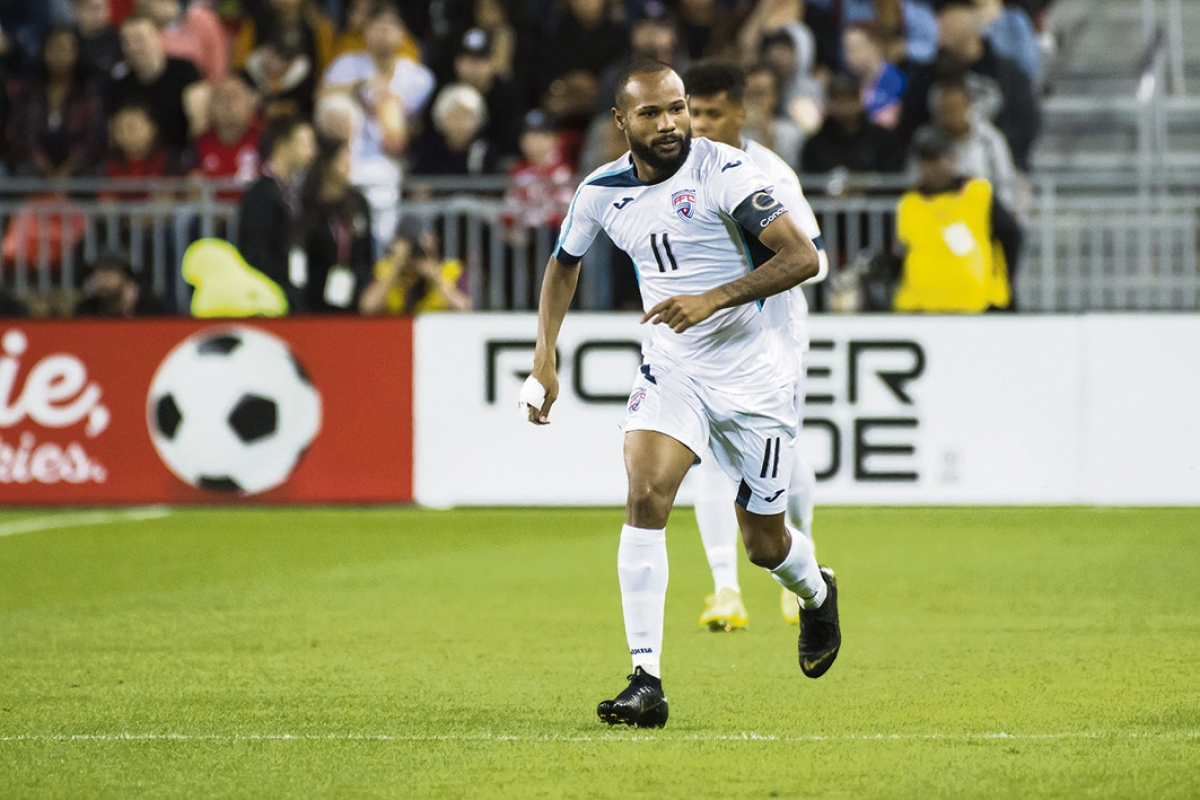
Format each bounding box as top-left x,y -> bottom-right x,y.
0,318 -> 413,504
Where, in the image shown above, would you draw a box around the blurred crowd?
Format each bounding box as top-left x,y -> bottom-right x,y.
0,0 -> 1053,316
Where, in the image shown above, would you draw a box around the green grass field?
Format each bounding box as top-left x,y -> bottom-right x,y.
1,506 -> 1198,798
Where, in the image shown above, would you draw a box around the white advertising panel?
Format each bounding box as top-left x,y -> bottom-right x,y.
414,314 -> 1200,507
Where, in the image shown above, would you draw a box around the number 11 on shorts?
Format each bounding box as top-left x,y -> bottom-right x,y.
760,436 -> 782,479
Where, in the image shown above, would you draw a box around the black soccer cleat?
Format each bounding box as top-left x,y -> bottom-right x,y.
798,566 -> 841,678
597,667 -> 669,729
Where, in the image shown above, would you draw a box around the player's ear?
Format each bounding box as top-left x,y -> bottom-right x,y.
611,106 -> 626,131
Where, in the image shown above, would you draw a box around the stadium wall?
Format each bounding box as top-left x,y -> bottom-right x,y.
2,315 -> 1195,507
414,314 -> 1200,507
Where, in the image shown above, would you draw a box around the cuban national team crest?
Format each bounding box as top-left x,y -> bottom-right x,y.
671,189 -> 696,220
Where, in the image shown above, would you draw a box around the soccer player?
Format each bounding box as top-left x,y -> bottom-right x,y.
521,60 -> 841,729
682,60 -> 830,632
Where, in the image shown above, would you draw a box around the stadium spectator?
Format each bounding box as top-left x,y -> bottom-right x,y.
313,90 -> 362,147
103,103 -> 184,185
0,287 -> 29,317
298,136 -> 374,313
73,252 -> 168,317
241,35 -> 317,120
739,64 -> 804,169
8,25 -> 105,178
452,27 -> 522,162
978,0 -> 1042,86
230,0 -> 335,78
578,102 -> 629,175
501,108 -> 574,255
809,0 -> 938,65
408,83 -> 495,175
136,0 -> 228,81
899,0 -> 1040,171
0,0 -> 54,73
320,3 -> 435,161
841,22 -> 905,129
892,129 -> 1020,313
469,0 -> 521,83
916,76 -> 1016,208
108,14 -> 206,153
599,3 -> 689,127
540,0 -> 626,102
71,0 -> 122,80
193,75 -> 264,191
359,216 -> 471,315
330,0 -> 423,63
235,113 -> 316,310
801,73 -> 904,174
739,2 -> 824,132
676,0 -> 721,60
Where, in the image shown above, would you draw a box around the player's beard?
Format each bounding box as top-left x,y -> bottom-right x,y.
629,129 -> 692,178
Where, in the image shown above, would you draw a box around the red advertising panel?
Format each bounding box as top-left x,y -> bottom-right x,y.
0,318 -> 413,504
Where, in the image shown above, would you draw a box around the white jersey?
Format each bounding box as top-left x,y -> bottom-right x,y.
742,139 -> 827,353
555,137 -> 797,389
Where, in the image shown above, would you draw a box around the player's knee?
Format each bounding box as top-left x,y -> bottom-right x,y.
626,480 -> 674,528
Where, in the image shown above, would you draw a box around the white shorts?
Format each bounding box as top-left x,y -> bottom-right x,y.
622,361 -> 798,515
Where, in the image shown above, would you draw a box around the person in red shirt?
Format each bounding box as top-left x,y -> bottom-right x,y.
100,102 -> 185,307
103,102 -> 182,195
500,109 -> 575,306
502,109 -> 574,235
192,75 -> 264,197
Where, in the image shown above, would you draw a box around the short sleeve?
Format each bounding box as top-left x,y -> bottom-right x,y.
393,60 -> 436,114
715,155 -> 790,236
709,154 -> 774,216
322,54 -> 365,87
552,187 -> 601,266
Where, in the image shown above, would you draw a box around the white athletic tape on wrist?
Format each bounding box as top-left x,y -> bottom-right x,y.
519,375 -> 546,417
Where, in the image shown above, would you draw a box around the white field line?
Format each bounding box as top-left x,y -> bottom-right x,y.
1,731 -> 1197,744
0,508 -> 171,539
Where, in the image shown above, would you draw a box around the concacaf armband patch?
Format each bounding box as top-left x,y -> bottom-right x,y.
732,190 -> 789,233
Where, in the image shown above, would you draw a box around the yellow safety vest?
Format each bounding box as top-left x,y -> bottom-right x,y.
893,178 -> 1011,312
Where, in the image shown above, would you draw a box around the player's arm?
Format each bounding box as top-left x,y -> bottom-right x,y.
526,256 -> 580,424
643,193 -> 819,333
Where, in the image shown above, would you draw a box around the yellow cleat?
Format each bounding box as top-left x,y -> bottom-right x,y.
781,587 -> 800,625
699,587 -> 748,632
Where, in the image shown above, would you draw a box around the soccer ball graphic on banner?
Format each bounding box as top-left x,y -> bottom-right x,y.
147,327 -> 322,494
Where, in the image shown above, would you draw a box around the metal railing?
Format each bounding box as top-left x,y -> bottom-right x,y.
1,174 -> 1197,313
0,178 -> 241,312
402,171 -> 1200,313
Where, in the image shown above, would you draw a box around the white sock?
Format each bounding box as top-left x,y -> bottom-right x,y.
787,449 -> 816,541
618,524 -> 668,678
694,456 -> 740,593
767,525 -> 826,609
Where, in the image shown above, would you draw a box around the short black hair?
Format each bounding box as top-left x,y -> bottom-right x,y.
682,60 -> 746,104
914,128 -> 955,160
827,73 -> 862,99
259,113 -> 307,160
614,58 -> 675,109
